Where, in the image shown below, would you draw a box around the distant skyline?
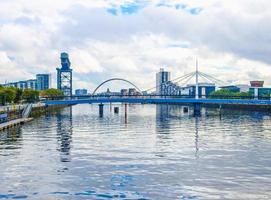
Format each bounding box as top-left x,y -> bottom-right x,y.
0,0 -> 270,91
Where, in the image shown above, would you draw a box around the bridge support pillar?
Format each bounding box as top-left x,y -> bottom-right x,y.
193,103 -> 201,117
219,104 -> 222,119
114,107 -> 119,114
99,103 -> 104,117
124,103 -> 128,123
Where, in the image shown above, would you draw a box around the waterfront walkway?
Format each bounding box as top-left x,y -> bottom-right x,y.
0,103 -> 45,112
0,118 -> 33,131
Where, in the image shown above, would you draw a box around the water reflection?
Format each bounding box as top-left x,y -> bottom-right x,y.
1,104 -> 271,199
56,106 -> 73,162
194,117 -> 199,159
156,104 -> 201,158
156,104 -> 170,131
0,127 -> 22,150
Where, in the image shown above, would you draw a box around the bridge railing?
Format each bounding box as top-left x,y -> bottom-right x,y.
40,94 -> 271,101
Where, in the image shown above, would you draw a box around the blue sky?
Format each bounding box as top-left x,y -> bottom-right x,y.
0,0 -> 271,91
107,1 -> 203,16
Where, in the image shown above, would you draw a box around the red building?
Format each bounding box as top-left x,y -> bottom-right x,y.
250,81 -> 264,88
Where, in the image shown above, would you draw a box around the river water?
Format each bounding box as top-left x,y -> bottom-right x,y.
0,104 -> 271,199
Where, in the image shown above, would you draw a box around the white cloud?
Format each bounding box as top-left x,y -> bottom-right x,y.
0,51 -> 32,82
0,0 -> 271,92
70,49 -> 103,73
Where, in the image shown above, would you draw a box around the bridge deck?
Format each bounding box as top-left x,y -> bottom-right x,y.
44,97 -> 271,106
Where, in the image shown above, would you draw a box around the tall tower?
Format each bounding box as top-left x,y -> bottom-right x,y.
195,59 -> 199,99
156,68 -> 170,95
57,52 -> 73,96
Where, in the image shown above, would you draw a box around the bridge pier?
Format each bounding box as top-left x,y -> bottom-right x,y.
193,103 -> 201,116
99,103 -> 104,117
114,107 -> 119,114
219,104 -> 222,119
124,103 -> 128,124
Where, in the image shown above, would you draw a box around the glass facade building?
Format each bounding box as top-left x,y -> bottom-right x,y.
36,74 -> 51,90
156,68 -> 171,95
249,88 -> 271,98
156,68 -> 183,96
75,89 -> 88,96
26,79 -> 37,90
187,83 -> 216,98
18,81 -> 27,90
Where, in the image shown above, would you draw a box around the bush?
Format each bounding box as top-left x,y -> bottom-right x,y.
209,89 -> 252,99
40,89 -> 64,99
22,89 -> 40,103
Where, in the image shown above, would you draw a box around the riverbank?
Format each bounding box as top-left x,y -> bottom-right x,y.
0,118 -> 33,131
0,104 -> 67,132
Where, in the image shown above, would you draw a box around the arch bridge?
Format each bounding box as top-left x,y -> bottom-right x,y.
43,73 -> 271,116
92,78 -> 142,95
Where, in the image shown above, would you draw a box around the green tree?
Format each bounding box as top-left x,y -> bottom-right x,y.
22,89 -> 40,103
14,88 -> 23,103
0,87 -> 16,105
40,89 -> 64,99
209,89 -> 251,99
235,91 -> 252,99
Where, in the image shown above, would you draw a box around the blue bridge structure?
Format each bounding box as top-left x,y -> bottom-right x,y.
43,95 -> 271,116
44,95 -> 271,106
43,75 -> 271,116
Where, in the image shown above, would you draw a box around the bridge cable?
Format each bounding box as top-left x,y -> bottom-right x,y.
197,72 -> 216,84
144,72 -> 194,92
144,72 -> 195,92
198,72 -> 228,86
197,73 -> 213,83
173,72 -> 196,85
199,72 -> 225,85
178,73 -> 197,87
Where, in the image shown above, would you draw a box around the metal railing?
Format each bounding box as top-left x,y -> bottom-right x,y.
40,94 -> 271,101
22,104 -> 33,118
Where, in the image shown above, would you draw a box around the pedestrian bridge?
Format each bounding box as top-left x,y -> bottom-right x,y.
43,96 -> 271,106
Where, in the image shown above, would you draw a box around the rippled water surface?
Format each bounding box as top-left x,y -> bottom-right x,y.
1,104 -> 271,199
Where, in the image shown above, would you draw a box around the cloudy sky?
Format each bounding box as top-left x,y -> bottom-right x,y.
0,0 -> 270,92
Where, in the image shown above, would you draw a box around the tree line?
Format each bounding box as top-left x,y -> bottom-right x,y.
0,86 -> 64,105
209,89 -> 271,99
209,89 -> 252,99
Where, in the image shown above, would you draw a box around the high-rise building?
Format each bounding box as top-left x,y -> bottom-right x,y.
75,89 -> 88,96
36,74 -> 51,90
18,81 -> 27,90
57,52 -> 73,96
156,68 -> 170,95
2,74 -> 50,91
26,79 -> 37,90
